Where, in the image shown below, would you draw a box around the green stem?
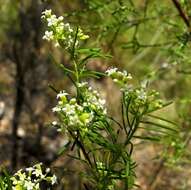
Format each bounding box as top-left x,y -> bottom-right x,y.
71,26 -> 80,83
74,59 -> 79,83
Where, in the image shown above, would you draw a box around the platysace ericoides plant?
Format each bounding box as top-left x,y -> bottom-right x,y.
42,9 -> 176,190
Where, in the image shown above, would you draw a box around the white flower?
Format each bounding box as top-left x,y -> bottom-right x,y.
26,167 -> 34,173
41,9 -> 52,18
136,88 -> 147,101
32,167 -> 43,177
46,168 -> 50,173
52,121 -> 58,126
47,15 -> 58,26
52,106 -> 61,112
42,9 -> 52,16
62,104 -> 75,114
58,16 -> 64,21
105,67 -> 118,76
43,31 -> 53,41
56,90 -> 68,99
51,174 -> 57,185
161,62 -> 169,68
77,82 -> 88,88
24,180 -> 34,190
69,27 -> 73,32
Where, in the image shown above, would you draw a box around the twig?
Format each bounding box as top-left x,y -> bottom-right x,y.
149,159 -> 165,190
171,0 -> 190,29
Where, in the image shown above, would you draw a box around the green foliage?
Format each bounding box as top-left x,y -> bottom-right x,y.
1,0 -> 191,189
0,170 -> 12,190
42,9 -> 179,189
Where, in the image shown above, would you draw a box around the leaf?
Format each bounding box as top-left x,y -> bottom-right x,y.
133,135 -> 160,141
87,130 -> 118,152
77,48 -> 112,66
77,48 -> 101,54
0,170 -> 12,190
58,141 -> 71,155
58,64 -> 74,75
138,126 -> 177,137
140,120 -> 178,133
81,70 -> 106,79
66,154 -> 89,165
147,114 -> 178,126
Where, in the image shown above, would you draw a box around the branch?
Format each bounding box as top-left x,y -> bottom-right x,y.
171,0 -> 190,28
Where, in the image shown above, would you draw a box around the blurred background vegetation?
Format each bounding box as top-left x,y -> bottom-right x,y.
0,0 -> 191,189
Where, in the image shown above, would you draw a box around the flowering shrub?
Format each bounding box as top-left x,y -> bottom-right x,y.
1,0 -> 190,189
40,9 -> 177,189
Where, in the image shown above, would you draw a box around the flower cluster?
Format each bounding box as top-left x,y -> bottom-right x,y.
53,93 -> 94,131
124,86 -> 163,114
11,163 -> 57,190
106,68 -> 163,113
106,67 -> 132,87
77,82 -> 107,115
52,83 -> 107,134
41,9 -> 89,49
